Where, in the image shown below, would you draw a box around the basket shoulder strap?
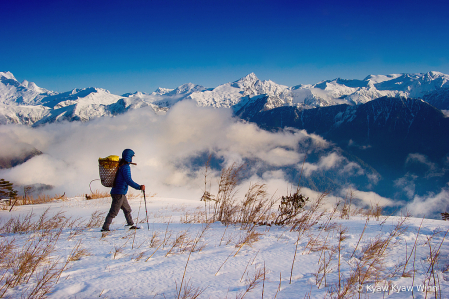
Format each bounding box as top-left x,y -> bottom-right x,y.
112,166 -> 121,188
112,160 -> 128,187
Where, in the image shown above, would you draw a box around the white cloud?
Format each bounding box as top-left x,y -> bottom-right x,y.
340,162 -> 365,176
394,174 -> 418,199
405,153 -> 445,178
318,152 -> 343,170
402,188 -> 449,217
0,101 -> 387,207
406,153 -> 435,170
302,152 -> 350,176
0,101 -> 335,198
341,188 -> 397,208
367,173 -> 380,185
302,162 -> 319,177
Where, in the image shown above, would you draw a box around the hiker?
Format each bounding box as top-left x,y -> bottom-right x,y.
101,149 -> 145,232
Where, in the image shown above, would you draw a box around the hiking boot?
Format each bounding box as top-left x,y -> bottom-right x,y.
128,225 -> 141,230
101,228 -> 110,232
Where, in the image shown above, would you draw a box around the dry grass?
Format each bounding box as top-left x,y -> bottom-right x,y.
364,203 -> 384,221
86,190 -> 110,200
239,183 -> 276,228
0,208 -> 113,298
181,209 -> 207,224
67,211 -> 104,239
236,266 -> 266,299
127,191 -> 142,200
166,231 -> 189,257
421,228 -> 449,298
213,163 -> 245,224
333,217 -> 408,298
236,231 -> 263,249
0,208 -> 71,235
112,237 -> 132,260
1,161 -> 425,298
0,218 -> 87,298
148,231 -> 161,248
67,241 -> 90,262
85,210 -> 106,229
3,193 -> 67,210
175,278 -> 207,299
175,224 -> 211,299
210,165 -> 278,227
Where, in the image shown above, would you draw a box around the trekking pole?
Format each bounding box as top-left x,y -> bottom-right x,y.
143,190 -> 150,230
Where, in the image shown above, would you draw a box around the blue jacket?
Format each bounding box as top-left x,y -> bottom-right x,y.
111,149 -> 141,195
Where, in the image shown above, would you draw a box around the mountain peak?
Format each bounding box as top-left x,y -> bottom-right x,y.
237,73 -> 259,83
21,80 -> 40,91
153,87 -> 174,95
0,71 -> 16,81
231,73 -> 260,90
168,83 -> 205,95
363,73 -> 403,83
426,71 -> 446,78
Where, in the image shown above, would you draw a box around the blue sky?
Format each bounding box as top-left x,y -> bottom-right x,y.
2,0 -> 449,95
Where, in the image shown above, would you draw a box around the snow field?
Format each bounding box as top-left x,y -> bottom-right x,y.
1,195 -> 449,298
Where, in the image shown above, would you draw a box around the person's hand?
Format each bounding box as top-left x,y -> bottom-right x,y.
140,185 -> 145,191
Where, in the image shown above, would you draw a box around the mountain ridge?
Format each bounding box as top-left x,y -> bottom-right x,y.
1,71 -> 449,126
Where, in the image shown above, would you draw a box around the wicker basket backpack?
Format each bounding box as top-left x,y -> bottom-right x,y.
98,155 -> 120,187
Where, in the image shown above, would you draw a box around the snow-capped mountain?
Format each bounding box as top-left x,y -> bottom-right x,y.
188,71 -> 449,114
0,72 -> 55,105
1,71 -> 449,126
31,88 -> 163,126
318,71 -> 449,106
188,73 -> 290,109
124,83 -> 207,108
0,77 -> 165,126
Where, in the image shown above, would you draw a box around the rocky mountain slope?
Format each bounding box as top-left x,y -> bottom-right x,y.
239,96 -> 449,199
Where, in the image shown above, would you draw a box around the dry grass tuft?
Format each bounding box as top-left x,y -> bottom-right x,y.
364,203 -> 383,221
0,218 -> 84,298
236,266 -> 266,299
213,162 -> 245,224
181,209 -> 207,224
86,190 -> 110,200
236,231 -> 263,249
175,278 -> 207,299
67,241 -> 90,262
4,193 -> 67,209
334,217 -> 408,298
85,210 -> 106,229
0,208 -> 71,235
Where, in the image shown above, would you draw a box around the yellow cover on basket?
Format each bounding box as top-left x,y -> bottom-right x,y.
98,155 -> 120,169
98,155 -> 120,187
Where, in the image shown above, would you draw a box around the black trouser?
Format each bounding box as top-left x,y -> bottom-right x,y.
102,194 -> 133,229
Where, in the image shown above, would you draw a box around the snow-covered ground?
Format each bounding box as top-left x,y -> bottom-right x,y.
1,195 -> 449,298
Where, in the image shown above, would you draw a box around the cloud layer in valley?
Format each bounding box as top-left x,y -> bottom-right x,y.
0,100 -> 445,218
0,101 -> 325,197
